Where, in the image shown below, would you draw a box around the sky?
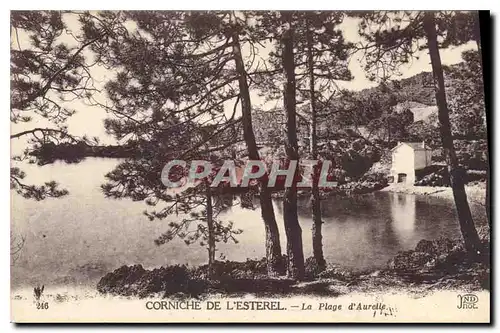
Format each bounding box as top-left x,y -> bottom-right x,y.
10,13 -> 477,152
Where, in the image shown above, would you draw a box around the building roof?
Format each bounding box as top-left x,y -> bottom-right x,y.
391,141 -> 433,151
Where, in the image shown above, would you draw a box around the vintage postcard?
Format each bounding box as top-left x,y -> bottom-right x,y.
10,10 -> 490,323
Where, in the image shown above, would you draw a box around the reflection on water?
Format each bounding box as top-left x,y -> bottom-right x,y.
390,193 -> 416,249
11,158 -> 486,289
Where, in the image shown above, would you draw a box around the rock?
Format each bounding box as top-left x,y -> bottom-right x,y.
388,251 -> 434,273
305,257 -> 326,280
387,237 -> 472,277
477,225 -> 490,243
97,264 -> 146,295
415,239 -> 436,254
318,264 -> 354,281
97,264 -> 190,297
415,167 -> 450,187
433,238 -> 455,254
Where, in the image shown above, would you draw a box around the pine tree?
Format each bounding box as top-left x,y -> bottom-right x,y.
87,11 -> 285,274
10,11 -> 114,200
280,13 -> 305,279
253,11 -> 354,277
228,12 -> 284,276
299,12 -> 353,269
423,12 -> 482,255
357,10 -> 484,256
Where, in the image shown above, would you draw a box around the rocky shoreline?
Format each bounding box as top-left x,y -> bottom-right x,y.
96,225 -> 490,299
380,183 -> 486,203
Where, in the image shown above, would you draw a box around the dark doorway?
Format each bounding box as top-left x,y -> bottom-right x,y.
397,173 -> 407,183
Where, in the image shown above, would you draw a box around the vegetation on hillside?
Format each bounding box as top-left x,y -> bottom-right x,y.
11,11 -> 489,289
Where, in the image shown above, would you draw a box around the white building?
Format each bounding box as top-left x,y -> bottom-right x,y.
390,141 -> 433,184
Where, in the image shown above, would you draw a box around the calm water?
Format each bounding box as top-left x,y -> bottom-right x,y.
11,158 -> 486,289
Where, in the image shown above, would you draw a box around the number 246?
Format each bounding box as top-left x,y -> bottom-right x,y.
36,302 -> 49,310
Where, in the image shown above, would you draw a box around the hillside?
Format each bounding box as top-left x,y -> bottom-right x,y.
29,54 -> 484,166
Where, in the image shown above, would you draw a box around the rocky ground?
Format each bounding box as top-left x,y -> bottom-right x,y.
96,225 -> 490,299
95,173 -> 489,300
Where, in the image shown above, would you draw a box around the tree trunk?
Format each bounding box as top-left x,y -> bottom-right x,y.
473,12 -> 483,63
423,13 -> 483,255
281,22 -> 305,280
474,12 -> 490,225
306,21 -> 325,269
478,37 -> 490,227
206,185 -> 215,277
260,188 -> 284,275
231,26 -> 284,276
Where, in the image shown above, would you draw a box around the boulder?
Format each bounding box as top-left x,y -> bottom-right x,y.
388,238 -> 467,274
318,264 -> 354,281
97,264 -> 190,297
97,264 -> 146,295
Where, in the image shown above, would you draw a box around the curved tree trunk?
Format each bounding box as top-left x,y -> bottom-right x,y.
281,21 -> 305,280
423,13 -> 482,256
231,26 -> 284,276
306,20 -> 325,269
474,12 -> 490,226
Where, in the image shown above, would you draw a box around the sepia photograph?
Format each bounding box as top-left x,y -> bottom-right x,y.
9,9 -> 491,323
